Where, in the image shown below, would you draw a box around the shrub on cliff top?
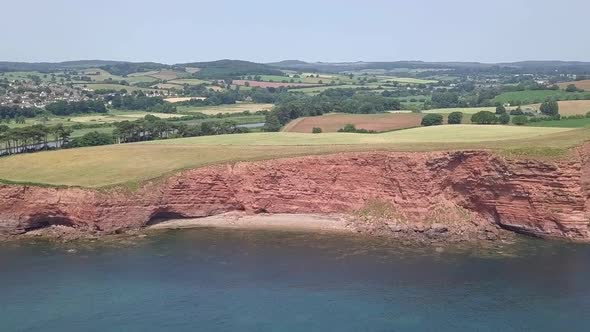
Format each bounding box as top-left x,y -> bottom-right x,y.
421,113 -> 443,126
312,127 -> 322,134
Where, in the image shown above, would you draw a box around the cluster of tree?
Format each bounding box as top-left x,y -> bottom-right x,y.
469,111 -> 511,125
99,62 -> 169,76
421,114 -> 443,126
175,120 -> 250,137
337,124 -> 376,133
539,100 -> 559,116
565,84 -> 583,92
263,92 -> 401,131
247,89 -> 283,103
471,111 -> 500,124
67,131 -> 114,148
0,105 -> 41,121
107,94 -> 176,113
429,91 -> 463,108
45,100 -> 107,116
112,116 -> 179,143
182,60 -> 284,80
0,123 -> 72,155
112,115 -> 250,144
93,88 -> 129,95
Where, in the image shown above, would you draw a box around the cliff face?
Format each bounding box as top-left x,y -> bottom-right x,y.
0,148 -> 588,240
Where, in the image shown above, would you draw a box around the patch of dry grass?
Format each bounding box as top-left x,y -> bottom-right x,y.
0,126 -> 586,188
283,113 -> 422,133
525,100 -> 590,116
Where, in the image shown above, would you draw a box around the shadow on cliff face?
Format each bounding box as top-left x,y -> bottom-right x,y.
145,210 -> 187,226
23,215 -> 74,232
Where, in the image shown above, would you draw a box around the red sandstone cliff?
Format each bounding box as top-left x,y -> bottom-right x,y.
0,148 -> 588,240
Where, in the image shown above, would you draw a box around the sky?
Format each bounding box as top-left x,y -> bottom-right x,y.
1,0 -> 589,64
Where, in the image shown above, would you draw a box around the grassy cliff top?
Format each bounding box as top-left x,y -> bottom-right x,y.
0,125 -> 587,188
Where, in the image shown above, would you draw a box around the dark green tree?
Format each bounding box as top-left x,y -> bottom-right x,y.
471,111 -> 498,124
447,112 -> 463,124
421,114 -> 443,126
539,100 -> 559,116
498,113 -> 510,124
512,115 -> 528,126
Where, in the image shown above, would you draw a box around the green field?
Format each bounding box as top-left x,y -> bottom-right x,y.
527,118 -> 590,128
291,84 -> 375,94
0,71 -> 54,82
167,78 -> 210,85
73,83 -> 158,93
0,125 -> 584,188
493,90 -> 590,104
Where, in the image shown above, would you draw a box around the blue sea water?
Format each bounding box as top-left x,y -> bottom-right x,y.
1,229 -> 589,332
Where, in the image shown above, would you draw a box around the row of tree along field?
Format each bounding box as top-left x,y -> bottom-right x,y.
0,114 -> 254,156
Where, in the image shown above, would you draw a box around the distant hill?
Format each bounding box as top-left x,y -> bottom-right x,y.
178,59 -> 284,79
98,62 -> 170,76
268,60 -> 590,74
0,60 -> 125,72
3,59 -> 590,76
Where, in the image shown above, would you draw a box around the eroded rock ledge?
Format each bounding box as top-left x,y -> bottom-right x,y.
1,146 -> 589,241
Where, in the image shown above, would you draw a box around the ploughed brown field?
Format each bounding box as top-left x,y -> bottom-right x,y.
283,113 -> 423,133
233,80 -> 319,88
558,80 -> 590,91
526,100 -> 590,116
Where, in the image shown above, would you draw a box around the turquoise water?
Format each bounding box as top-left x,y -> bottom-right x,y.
1,229 -> 590,331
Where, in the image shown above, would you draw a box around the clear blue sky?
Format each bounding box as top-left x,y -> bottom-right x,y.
1,0 -> 588,64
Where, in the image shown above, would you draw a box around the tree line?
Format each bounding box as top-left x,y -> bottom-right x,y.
0,114 -> 254,156
262,90 -> 402,131
0,123 -> 72,155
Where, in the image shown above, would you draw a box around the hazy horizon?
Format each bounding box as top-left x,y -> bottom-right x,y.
1,0 -> 589,64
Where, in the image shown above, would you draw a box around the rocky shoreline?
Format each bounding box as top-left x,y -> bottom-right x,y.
4,211 -> 516,247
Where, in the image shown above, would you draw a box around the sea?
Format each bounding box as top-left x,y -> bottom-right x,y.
1,228 -> 589,331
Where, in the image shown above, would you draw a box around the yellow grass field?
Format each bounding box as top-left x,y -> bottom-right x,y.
164,97 -> 207,103
558,80 -> 590,91
152,125 -> 573,146
525,100 -> 590,116
177,103 -> 273,115
0,125 -> 585,187
283,113 -> 422,133
66,112 -> 184,124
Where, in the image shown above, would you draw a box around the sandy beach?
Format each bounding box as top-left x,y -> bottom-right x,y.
147,213 -> 354,233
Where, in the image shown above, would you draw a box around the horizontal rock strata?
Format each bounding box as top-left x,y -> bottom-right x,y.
0,147 -> 588,241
